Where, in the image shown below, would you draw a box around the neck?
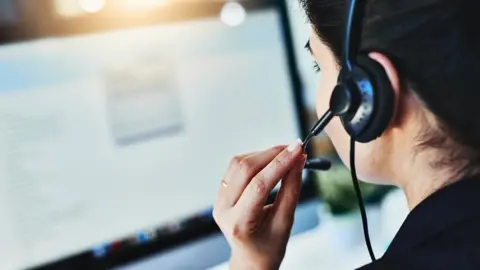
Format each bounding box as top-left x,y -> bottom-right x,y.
388,95 -> 461,209
395,150 -> 458,210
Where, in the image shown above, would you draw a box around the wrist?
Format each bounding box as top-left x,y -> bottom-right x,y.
229,252 -> 280,270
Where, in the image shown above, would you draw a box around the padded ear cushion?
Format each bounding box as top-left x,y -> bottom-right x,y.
353,54 -> 395,142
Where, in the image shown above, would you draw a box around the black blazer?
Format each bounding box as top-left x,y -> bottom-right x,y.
358,177 -> 480,269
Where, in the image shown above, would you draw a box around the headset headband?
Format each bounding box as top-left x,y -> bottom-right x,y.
342,0 -> 365,75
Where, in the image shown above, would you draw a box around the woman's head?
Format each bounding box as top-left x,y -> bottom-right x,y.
301,0 -> 480,185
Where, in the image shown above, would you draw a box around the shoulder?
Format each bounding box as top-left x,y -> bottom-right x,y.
358,218 -> 480,270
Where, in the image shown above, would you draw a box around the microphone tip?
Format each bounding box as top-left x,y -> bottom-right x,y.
304,157 -> 332,171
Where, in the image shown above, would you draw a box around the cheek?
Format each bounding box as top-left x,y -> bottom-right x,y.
315,69 -> 349,159
315,70 -> 337,118
315,68 -> 344,139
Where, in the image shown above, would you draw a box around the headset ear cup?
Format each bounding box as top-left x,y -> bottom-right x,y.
354,55 -> 395,142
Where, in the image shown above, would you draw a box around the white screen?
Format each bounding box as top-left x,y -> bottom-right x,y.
0,9 -> 301,269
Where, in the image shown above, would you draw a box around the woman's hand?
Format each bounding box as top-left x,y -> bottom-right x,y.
213,140 -> 306,270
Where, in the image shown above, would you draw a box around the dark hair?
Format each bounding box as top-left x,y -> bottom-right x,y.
300,0 -> 480,178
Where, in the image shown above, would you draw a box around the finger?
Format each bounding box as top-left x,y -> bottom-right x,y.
222,151 -> 258,180
272,154 -> 306,231
213,151 -> 259,224
234,139 -> 304,228
216,146 -> 286,211
222,148 -> 281,183
222,144 -> 288,182
224,147 -> 287,207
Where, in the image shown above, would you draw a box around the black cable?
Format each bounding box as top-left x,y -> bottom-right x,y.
350,136 -> 376,262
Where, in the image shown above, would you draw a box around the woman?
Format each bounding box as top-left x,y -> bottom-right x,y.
213,0 -> 480,269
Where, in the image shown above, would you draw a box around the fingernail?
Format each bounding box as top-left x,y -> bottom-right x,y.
287,139 -> 302,152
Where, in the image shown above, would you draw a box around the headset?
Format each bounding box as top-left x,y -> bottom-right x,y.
303,0 -> 395,262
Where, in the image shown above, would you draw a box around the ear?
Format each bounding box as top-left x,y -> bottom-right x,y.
368,52 -> 403,127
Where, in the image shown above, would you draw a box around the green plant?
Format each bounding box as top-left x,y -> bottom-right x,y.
315,163 -> 394,215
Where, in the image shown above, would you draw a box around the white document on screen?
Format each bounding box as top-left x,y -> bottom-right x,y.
0,10 -> 301,270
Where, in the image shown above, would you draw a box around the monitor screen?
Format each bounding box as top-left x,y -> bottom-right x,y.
0,1 -> 311,269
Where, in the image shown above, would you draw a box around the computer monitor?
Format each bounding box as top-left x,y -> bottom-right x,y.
0,0 -> 316,269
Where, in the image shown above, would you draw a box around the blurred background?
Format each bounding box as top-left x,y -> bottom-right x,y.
0,0 -> 409,269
